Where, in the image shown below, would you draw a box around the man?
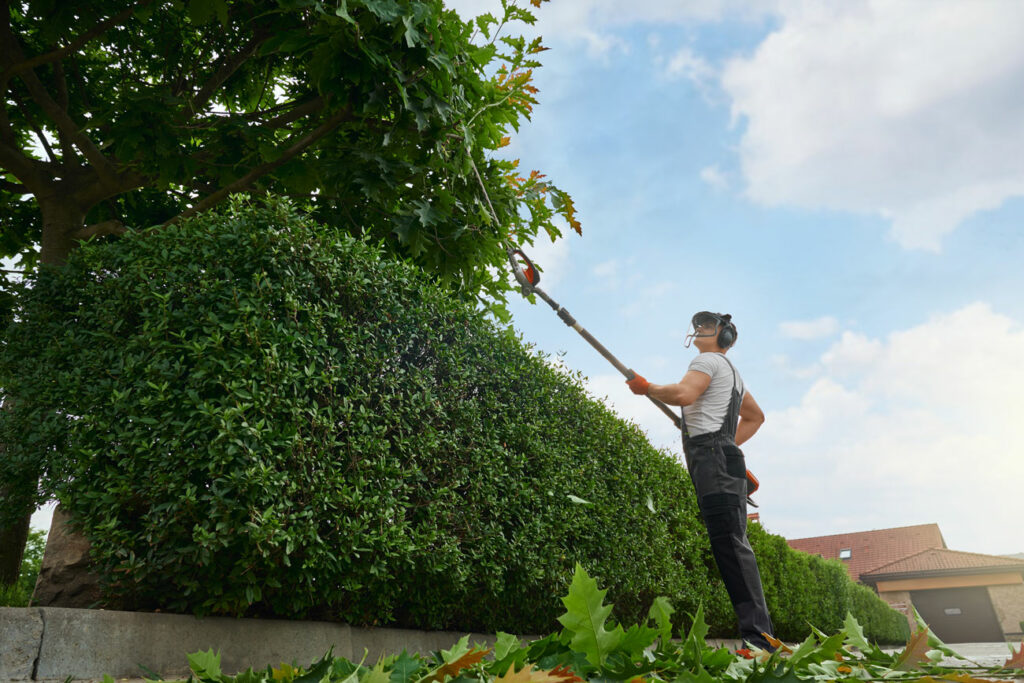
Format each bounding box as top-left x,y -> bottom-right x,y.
626,311 -> 775,651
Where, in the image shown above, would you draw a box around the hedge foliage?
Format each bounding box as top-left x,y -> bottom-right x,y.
0,199 -> 907,643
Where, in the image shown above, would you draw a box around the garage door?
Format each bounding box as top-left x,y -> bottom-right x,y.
910,586 -> 1004,643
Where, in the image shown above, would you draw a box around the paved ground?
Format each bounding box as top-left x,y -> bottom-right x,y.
934,641 -> 1021,668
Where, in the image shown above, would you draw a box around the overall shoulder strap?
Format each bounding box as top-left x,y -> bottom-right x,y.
719,354 -> 739,393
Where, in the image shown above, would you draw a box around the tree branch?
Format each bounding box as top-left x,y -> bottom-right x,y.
0,140 -> 46,190
0,178 -> 26,193
0,20 -> 118,182
13,97 -> 57,163
163,105 -> 354,227
189,32 -> 269,114
185,96 -> 324,132
1,5 -> 139,81
15,64 -> 118,183
72,219 -> 126,241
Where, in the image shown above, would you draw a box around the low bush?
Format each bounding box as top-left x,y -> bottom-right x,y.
0,198 -> 905,642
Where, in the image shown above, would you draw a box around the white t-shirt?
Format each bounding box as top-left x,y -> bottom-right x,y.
682,352 -> 745,436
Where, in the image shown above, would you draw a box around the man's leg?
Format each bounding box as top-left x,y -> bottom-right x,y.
700,493 -> 774,649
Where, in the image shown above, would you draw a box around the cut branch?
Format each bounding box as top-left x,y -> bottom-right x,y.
164,105 -> 354,227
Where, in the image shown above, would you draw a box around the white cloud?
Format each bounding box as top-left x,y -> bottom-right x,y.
699,164 -> 728,190
663,47 -> 715,87
592,259 -> 618,278
445,0 -> 777,56
779,315 -> 839,340
756,303 -> 1024,555
721,0 -> 1024,251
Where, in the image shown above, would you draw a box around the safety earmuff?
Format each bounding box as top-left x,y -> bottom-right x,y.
717,320 -> 737,349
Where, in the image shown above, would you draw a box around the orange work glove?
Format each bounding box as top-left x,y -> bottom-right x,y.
626,373 -> 650,395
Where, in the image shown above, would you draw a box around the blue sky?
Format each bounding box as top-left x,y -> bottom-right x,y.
26,1 -> 1023,558
446,0 -> 1024,556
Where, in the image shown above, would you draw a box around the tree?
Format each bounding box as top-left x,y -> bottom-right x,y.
0,0 -> 579,586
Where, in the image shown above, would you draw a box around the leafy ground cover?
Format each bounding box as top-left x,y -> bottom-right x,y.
120,565 -> 1024,683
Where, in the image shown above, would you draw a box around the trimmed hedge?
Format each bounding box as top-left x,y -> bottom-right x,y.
0,198 -> 907,643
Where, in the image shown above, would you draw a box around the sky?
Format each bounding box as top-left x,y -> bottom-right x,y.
440,0 -> 1024,556
25,0 -> 1024,557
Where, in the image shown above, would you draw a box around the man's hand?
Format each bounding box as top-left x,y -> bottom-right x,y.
626,374 -> 650,395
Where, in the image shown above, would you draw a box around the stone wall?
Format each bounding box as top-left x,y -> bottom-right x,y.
878,589 -> 916,633
988,583 -> 1024,639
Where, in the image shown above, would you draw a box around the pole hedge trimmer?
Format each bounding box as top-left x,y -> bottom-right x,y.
506,245 -> 760,506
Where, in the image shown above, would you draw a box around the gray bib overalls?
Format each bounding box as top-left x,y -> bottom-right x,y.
681,356 -> 774,649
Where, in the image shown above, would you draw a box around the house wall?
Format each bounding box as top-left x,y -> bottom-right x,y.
877,589 -> 916,633
874,572 -> 1022,593
988,583 -> 1024,639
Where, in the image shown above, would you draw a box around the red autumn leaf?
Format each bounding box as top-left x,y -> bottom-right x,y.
547,665 -> 583,683
764,634 -> 793,655
1004,641 -> 1024,670
421,648 -> 490,683
939,674 -> 1006,683
494,664 -> 581,683
894,629 -> 931,671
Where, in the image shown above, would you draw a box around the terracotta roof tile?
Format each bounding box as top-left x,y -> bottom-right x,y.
862,547 -> 1024,578
786,523 -> 946,582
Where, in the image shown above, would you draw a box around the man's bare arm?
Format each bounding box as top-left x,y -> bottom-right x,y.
647,370 -> 712,407
735,391 -> 765,446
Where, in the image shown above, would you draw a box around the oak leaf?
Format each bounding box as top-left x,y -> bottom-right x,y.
1004,641 -> 1024,670
495,664 -> 582,683
764,634 -> 793,655
894,629 -> 931,671
419,647 -> 490,683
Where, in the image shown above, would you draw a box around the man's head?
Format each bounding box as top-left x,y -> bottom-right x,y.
685,311 -> 737,351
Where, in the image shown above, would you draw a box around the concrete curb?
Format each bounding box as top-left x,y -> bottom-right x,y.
2,607 -> 534,682
0,608 -> 746,682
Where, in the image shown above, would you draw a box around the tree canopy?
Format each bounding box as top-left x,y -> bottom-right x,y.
0,0 -> 580,584
0,0 -> 578,308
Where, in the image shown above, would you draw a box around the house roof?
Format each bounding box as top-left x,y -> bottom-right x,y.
787,523 -> 946,582
861,547 -> 1024,582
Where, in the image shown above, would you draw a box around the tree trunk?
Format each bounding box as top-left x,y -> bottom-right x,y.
0,199 -> 84,587
0,503 -> 30,586
38,195 -> 85,266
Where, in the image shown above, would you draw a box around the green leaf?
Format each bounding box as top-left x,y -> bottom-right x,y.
492,632 -> 522,661
556,563 -> 624,667
566,494 -> 591,505
187,648 -> 222,681
361,660 -> 393,683
647,596 -> 674,645
681,603 -> 710,665
843,612 -> 870,652
389,652 -> 422,683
